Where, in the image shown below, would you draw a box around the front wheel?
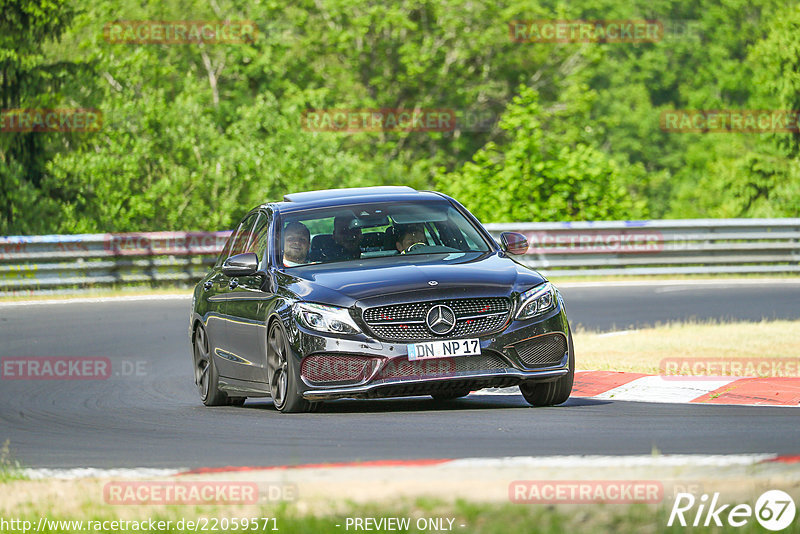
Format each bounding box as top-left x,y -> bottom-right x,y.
520,329 -> 575,407
267,321 -> 319,413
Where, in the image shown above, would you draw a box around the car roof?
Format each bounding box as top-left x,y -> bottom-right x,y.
269,186 -> 448,212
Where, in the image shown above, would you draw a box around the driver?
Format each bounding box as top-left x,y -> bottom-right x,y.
282,222 -> 310,267
396,223 -> 427,253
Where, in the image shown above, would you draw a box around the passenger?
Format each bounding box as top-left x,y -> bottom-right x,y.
396,223 -> 427,253
331,215 -> 363,260
282,222 -> 310,267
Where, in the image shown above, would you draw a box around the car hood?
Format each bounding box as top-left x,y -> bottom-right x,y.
285,252 -> 546,308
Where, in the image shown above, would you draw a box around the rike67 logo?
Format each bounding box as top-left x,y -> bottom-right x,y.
668,490 -> 796,531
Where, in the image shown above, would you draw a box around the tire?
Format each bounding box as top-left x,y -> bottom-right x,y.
267,321 -> 319,413
431,389 -> 471,401
193,325 -> 227,406
520,328 -> 575,407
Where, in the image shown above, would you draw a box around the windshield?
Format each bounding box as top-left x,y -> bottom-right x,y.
278,200 -> 491,268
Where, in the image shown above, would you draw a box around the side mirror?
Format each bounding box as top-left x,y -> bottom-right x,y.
500,232 -> 529,255
222,252 -> 259,277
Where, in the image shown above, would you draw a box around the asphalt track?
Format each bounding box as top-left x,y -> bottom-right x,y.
1,281 -> 798,469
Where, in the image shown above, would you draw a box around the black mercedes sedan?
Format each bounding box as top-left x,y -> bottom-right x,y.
190,186 -> 574,412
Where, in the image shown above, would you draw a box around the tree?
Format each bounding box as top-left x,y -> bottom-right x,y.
436,85 -> 647,222
673,3 -> 800,218
0,0 -> 79,233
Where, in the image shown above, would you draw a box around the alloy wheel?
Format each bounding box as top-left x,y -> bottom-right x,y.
268,325 -> 289,408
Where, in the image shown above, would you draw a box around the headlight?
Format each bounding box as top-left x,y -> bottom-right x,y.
516,282 -> 557,320
293,302 -> 362,335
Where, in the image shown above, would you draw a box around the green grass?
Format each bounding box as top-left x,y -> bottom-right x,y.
7,499 -> 799,533
574,319 -> 800,374
0,440 -> 26,483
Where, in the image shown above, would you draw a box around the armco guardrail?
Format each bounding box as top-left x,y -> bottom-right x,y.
1,219 -> 799,294
484,218 -> 800,276
0,232 -> 232,294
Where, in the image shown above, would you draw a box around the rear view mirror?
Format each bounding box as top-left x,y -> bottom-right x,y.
500,232 -> 529,255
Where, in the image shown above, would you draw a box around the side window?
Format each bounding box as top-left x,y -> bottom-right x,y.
250,212 -> 272,266
228,213 -> 259,257
244,212 -> 266,253
216,232 -> 237,267
215,222 -> 246,267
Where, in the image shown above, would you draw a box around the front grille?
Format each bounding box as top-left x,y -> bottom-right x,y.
512,334 -> 568,368
363,297 -> 511,342
301,354 -> 378,385
375,353 -> 508,380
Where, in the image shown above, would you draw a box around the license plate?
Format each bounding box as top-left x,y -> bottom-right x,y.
407,338 -> 480,361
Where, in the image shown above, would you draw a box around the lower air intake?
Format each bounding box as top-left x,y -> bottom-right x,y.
301,354 -> 377,385
513,333 -> 568,368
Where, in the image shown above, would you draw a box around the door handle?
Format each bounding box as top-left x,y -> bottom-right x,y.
203,281 -> 213,291
228,278 -> 239,289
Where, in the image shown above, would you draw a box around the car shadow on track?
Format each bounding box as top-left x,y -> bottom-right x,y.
239,395 -> 610,414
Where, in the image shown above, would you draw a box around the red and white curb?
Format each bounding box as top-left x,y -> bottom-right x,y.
575,371 -> 800,406
473,371 -> 800,406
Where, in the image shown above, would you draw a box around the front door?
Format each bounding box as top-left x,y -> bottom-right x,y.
220,211 -> 275,388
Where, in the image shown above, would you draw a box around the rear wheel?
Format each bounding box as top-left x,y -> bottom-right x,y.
194,325 -> 227,406
267,321 -> 319,413
520,328 -> 574,407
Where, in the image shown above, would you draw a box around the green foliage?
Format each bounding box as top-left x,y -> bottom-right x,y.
45,84 -> 382,232
0,0 -> 78,233
437,85 -> 648,222
0,439 -> 26,482
669,3 -> 800,218
2,0 -> 799,234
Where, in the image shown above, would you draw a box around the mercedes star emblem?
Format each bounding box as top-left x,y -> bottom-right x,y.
425,304 -> 457,335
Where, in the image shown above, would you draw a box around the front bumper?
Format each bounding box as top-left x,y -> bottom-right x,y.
288,300 -> 572,401
302,367 -> 568,401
